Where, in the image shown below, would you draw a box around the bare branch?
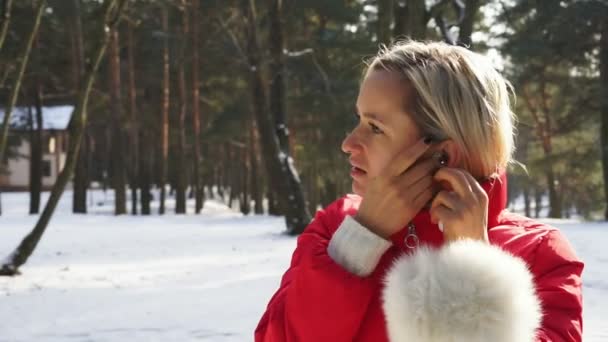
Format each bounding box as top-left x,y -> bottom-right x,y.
434,14 -> 456,45
216,15 -> 247,64
0,0 -> 14,52
285,48 -> 313,57
428,0 -> 451,22
451,0 -> 466,24
310,53 -> 335,102
283,48 -> 335,102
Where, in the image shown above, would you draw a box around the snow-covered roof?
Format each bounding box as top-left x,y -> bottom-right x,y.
0,105 -> 73,131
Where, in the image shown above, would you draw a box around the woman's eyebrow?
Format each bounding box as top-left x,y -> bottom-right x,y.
355,105 -> 386,124
362,112 -> 386,124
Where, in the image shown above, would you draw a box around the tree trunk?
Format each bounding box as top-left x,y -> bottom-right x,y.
72,129 -> 88,214
534,185 -> 543,218
218,143 -> 227,202
0,0 -> 45,216
458,0 -> 480,47
126,21 -> 139,215
109,27 -> 127,215
523,181 -> 531,218
175,2 -> 188,214
202,142 -> 210,202
393,1 -> 406,39
320,177 -> 337,208
0,0 -> 14,52
29,82 -> 43,214
306,160 -> 317,216
243,0 -> 311,234
521,79 -> 562,218
240,146 -> 251,215
250,118 -> 263,214
29,31 -> 44,215
227,144 -> 235,208
267,187 -> 279,215
0,0 -> 127,276
214,145 -> 224,200
0,0 -> 45,177
159,5 -> 170,215
191,0 -> 203,213
406,0 -> 427,40
377,0 -> 393,45
249,111 -> 268,215
72,0 -> 88,214
140,129 -> 151,215
211,164 -> 218,199
102,126 -> 111,191
546,167 -> 562,218
539,89 -> 560,218
393,0 -> 480,44
600,17 -> 608,220
269,0 -> 290,154
514,129 -> 531,217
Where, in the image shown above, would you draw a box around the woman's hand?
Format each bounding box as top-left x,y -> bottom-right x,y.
354,137 -> 443,239
429,168 -> 489,243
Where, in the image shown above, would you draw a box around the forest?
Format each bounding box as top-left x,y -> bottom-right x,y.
0,0 -> 606,274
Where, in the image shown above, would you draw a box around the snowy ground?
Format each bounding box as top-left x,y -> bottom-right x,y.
0,190 -> 607,341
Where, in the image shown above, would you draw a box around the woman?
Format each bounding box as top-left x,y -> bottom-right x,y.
255,41 -> 584,342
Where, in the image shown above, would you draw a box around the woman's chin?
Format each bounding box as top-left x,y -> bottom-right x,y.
351,180 -> 365,197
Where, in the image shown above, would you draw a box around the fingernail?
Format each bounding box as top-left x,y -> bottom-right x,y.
424,135 -> 435,145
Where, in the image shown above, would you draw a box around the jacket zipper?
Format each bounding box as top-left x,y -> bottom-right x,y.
404,222 -> 419,250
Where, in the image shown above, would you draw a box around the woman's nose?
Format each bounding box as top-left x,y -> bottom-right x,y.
341,130 -> 361,155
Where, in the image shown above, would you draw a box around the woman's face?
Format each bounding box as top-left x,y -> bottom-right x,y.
342,69 -> 423,196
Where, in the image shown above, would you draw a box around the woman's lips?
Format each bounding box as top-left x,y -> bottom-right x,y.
350,166 -> 367,178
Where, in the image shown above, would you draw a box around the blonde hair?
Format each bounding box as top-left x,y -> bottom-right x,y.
366,40 -> 516,179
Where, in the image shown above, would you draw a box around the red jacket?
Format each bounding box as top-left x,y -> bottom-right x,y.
255,176 -> 584,341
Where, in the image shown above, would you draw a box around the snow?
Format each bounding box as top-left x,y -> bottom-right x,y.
0,190 -> 607,341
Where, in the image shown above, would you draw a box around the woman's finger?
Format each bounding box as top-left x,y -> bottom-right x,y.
433,168 -> 473,199
406,175 -> 434,207
412,185 -> 435,208
429,204 -> 456,226
406,174 -> 434,198
430,190 -> 462,212
384,137 -> 432,177
459,169 -> 487,197
398,157 -> 439,187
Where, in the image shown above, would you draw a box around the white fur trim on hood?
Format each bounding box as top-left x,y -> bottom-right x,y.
382,239 -> 541,342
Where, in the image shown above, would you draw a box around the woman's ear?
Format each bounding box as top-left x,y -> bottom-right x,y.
436,139 -> 463,169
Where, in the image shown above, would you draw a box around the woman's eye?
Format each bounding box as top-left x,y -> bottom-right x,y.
369,123 -> 383,134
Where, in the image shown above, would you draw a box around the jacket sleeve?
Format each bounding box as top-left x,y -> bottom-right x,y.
532,230 -> 584,342
254,204 -> 382,342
